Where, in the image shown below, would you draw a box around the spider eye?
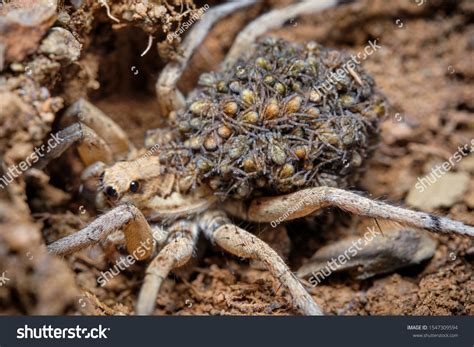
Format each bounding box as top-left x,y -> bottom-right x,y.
105,186 -> 118,198
129,181 -> 140,193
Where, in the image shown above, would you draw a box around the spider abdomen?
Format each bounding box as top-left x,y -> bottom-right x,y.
167,38 -> 386,199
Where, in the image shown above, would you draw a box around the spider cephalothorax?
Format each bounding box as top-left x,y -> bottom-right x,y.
163,38 -> 386,199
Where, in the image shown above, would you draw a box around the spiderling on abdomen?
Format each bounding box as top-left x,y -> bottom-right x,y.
160,38 -> 387,199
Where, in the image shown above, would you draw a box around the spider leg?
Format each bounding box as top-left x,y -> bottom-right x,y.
136,220 -> 198,315
47,203 -> 155,261
156,0 -> 256,117
34,97 -> 136,170
34,122 -> 113,169
62,98 -> 133,157
223,0 -> 341,69
200,211 -> 323,316
225,187 -> 474,237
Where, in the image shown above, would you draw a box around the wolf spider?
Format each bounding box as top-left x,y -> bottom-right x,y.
41,1 -> 473,315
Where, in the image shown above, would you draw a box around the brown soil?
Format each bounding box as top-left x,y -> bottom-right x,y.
0,0 -> 472,315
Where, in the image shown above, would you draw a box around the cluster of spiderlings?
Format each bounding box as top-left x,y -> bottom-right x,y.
161,38 -> 387,199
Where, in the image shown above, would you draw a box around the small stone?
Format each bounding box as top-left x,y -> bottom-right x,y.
406,172 -> 469,210
0,0 -> 57,63
39,27 -> 82,62
298,227 -> 437,280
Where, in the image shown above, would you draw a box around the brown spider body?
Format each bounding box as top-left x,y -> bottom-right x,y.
160,38 -> 386,199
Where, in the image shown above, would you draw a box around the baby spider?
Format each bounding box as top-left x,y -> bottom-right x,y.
41,1 -> 473,315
